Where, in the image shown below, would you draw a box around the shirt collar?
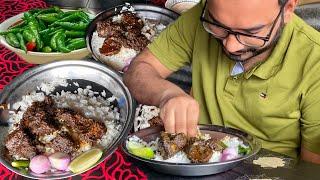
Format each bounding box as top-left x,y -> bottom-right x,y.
243,16 -> 295,80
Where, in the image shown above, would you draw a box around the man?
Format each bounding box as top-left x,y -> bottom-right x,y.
123,0 -> 320,164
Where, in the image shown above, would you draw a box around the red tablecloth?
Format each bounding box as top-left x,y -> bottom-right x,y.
0,0 -> 165,179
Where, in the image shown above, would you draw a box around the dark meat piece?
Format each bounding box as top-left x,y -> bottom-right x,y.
122,13 -> 144,35
55,108 -> 107,146
97,20 -> 124,38
97,12 -> 150,56
184,137 -> 221,163
46,133 -> 78,154
148,116 -> 163,127
3,129 -> 37,159
158,132 -> 187,159
22,96 -> 58,136
22,111 -> 57,136
100,38 -> 122,56
123,35 -> 149,52
207,138 -> 223,152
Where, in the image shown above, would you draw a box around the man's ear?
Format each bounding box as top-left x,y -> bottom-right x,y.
284,0 -> 298,23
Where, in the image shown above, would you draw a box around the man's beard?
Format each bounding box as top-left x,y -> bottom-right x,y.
219,16 -> 285,62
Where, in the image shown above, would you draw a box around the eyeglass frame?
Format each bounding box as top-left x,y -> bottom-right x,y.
199,0 -> 286,47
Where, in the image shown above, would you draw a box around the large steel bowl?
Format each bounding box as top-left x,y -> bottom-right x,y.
0,60 -> 136,179
86,3 -> 179,71
122,125 -> 261,176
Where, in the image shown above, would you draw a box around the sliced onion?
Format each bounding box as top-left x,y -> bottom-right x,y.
221,153 -> 238,161
48,152 -> 71,171
29,155 -> 51,174
222,147 -> 238,156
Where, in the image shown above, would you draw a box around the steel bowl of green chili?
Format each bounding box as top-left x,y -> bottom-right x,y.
0,6 -> 95,64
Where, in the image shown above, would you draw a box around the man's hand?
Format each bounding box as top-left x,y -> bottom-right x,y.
301,146 -> 320,164
159,93 -> 199,137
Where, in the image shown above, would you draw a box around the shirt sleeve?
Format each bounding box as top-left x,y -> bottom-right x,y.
147,2 -> 202,71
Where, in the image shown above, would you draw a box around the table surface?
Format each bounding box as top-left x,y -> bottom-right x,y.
0,0 -> 320,180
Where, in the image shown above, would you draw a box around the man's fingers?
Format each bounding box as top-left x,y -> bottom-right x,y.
175,108 -> 187,135
187,102 -> 199,137
161,108 -> 175,133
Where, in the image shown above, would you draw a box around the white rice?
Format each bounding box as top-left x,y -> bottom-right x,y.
8,78 -> 122,156
128,135 -> 249,163
91,4 -> 167,71
134,104 -> 160,131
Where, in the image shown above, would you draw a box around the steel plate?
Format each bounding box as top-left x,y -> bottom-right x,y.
122,125 -> 261,176
0,60 -> 136,179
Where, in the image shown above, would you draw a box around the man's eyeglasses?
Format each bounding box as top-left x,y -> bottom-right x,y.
200,0 -> 286,48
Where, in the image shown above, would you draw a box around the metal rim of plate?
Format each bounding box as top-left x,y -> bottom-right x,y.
85,3 -> 179,72
0,60 -> 136,179
121,124 -> 261,176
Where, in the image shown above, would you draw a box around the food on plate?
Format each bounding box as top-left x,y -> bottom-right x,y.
127,141 -> 154,159
133,105 -> 161,132
48,152 -> 71,171
127,132 -> 251,163
67,148 -> 103,173
158,132 -> 187,160
91,4 -> 166,71
0,7 -> 90,53
148,116 -> 164,127
29,155 -> 51,174
2,78 -> 121,174
184,136 -> 223,163
11,160 -> 30,168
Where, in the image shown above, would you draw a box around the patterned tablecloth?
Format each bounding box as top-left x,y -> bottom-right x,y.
0,0 -> 164,179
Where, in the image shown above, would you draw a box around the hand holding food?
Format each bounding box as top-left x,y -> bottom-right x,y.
159,93 -> 199,137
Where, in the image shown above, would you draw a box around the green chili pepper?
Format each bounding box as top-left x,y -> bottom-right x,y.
28,9 -> 40,15
65,30 -> 85,38
9,20 -> 28,29
49,29 -> 63,36
5,33 -> 20,48
28,21 -> 43,50
11,160 -> 30,167
41,46 -> 52,53
66,38 -> 86,50
37,13 -> 61,24
50,32 -> 60,51
24,11 -> 39,29
54,21 -> 88,31
48,12 -> 80,27
78,11 -> 90,23
38,19 -> 47,30
22,28 -> 36,43
39,27 -> 61,36
0,28 -> 21,35
55,32 -> 71,53
33,6 -> 62,17
66,37 -> 83,44
62,10 -> 79,16
16,32 -> 28,53
42,32 -> 51,46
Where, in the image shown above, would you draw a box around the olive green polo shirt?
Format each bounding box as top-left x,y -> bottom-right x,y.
148,2 -> 320,157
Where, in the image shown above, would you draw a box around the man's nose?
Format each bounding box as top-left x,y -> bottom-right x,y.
222,34 -> 245,53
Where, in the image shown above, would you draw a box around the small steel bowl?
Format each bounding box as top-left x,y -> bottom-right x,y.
0,60 -> 136,179
122,125 -> 261,176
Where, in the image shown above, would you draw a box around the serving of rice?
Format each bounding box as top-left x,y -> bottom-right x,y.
127,135 -> 250,163
8,78 -> 122,156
